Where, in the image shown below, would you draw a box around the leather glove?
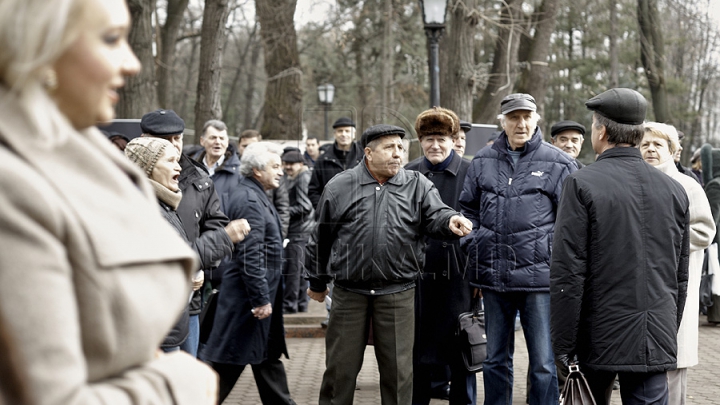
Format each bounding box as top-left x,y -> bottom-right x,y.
555,353 -> 572,370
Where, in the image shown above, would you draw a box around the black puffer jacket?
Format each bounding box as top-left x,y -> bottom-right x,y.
550,147 -> 690,373
307,141 -> 364,207
305,161 -> 460,295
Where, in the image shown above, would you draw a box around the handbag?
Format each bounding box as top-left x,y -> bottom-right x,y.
455,297 -> 486,373
701,248 -> 714,308
199,289 -> 219,344
559,364 -> 596,405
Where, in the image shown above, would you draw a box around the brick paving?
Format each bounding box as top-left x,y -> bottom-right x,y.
225,300 -> 720,405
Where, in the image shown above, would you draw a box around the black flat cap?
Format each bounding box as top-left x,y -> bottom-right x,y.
361,124 -> 406,148
551,120 -> 586,137
585,88 -> 647,125
460,120 -> 472,132
500,93 -> 537,114
140,109 -> 185,136
282,150 -> 305,163
332,117 -> 356,128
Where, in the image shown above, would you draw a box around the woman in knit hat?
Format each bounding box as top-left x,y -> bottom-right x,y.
639,122 -> 716,404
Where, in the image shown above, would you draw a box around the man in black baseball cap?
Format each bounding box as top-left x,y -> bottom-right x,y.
550,120 -> 586,168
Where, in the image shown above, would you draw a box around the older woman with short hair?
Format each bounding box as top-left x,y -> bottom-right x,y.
639,122 -> 716,405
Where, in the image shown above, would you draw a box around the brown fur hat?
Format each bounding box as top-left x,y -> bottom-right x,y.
414,107 -> 460,139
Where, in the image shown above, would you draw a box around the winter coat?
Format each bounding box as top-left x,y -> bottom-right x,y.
305,160 -> 460,295
308,141 -> 364,207
405,151 -> 473,365
458,129 -> 577,292
192,147 -> 241,204
284,168 -> 315,241
550,147 -> 690,373
0,85 -> 214,405
654,158 -> 715,368
700,143 -> 720,323
199,176 -> 288,365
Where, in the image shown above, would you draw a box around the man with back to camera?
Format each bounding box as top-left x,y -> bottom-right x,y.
550,88 -> 690,405
550,120 -> 586,168
307,117 -> 364,207
140,109 -> 250,356
305,124 -> 473,405
459,93 -> 577,404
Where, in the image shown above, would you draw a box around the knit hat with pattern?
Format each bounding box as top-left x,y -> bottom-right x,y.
125,137 -> 173,176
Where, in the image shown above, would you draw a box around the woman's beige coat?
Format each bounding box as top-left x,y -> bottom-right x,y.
0,86 -> 215,405
656,158 -> 716,368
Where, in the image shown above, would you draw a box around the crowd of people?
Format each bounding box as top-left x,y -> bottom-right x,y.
0,1 -> 715,405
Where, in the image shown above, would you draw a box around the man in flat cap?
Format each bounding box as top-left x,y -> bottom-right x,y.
550,120 -> 586,168
406,108 -> 476,404
305,124 -> 473,405
454,120 -> 472,157
308,117 -> 364,207
141,109 -> 250,356
459,93 -> 577,404
550,88 -> 690,404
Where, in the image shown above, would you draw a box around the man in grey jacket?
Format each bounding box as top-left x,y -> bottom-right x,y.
305,124 -> 472,405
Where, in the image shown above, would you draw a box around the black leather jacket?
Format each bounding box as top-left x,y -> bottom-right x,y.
305,160 -> 460,295
308,141 -> 364,207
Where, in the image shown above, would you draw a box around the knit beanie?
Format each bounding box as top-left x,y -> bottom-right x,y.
125,137 -> 173,176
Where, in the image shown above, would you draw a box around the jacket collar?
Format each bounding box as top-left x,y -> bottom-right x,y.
596,146 -> 643,162
358,158 -> 406,186
492,127 -> 544,155
417,150 -> 463,176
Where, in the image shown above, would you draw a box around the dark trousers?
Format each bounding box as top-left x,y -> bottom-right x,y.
413,363 -> 477,405
283,239 -> 309,312
319,286 -> 415,405
583,368 -> 668,405
212,359 -> 294,405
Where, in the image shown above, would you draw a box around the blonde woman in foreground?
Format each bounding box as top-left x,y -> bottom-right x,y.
0,0 -> 218,404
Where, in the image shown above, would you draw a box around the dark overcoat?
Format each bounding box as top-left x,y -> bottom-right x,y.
406,151 -> 472,365
199,176 -> 288,365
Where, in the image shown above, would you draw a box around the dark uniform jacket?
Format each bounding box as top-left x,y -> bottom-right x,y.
459,128 -> 577,292
306,160 -> 460,296
307,141 -> 364,207
550,147 -> 690,373
199,177 -> 288,365
177,154 -> 233,314
406,151 -> 472,365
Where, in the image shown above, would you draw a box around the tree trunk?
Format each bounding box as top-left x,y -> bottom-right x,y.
472,0 -> 523,124
439,0 -> 478,120
194,0 -> 231,135
223,24 -> 258,135
179,37 -> 200,121
381,0 -> 393,109
117,0 -> 157,119
609,0 -> 619,88
515,0 -> 560,118
243,36 -> 262,132
637,0 -> 669,122
157,0 -> 190,109
256,0 -> 303,140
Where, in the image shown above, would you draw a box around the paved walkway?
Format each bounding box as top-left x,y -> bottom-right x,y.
225,300 -> 720,404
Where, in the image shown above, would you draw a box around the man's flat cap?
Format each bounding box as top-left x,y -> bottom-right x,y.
500,93 -> 537,114
460,120 -> 472,132
140,109 -> 185,136
282,150 -> 305,163
414,107 -> 459,139
585,88 -> 647,125
361,124 -> 406,148
332,117 -> 356,128
551,120 -> 586,137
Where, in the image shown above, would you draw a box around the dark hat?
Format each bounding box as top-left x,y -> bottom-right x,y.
459,120 -> 472,132
361,124 -> 406,148
585,88 -> 647,125
414,107 -> 459,139
282,150 -> 304,163
332,117 -> 356,128
500,93 -> 537,114
140,109 -> 185,136
550,120 -> 586,137
283,146 -> 302,154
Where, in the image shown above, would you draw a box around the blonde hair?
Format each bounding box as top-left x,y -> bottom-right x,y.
643,122 -> 680,155
0,0 -> 87,141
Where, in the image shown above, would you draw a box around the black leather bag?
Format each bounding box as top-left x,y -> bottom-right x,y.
199,289 -> 219,344
456,298 -> 486,373
701,248 -> 714,308
559,364 -> 596,405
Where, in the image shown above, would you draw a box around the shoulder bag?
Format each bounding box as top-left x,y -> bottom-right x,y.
559,364 -> 596,405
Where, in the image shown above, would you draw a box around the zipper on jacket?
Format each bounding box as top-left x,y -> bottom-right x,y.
508,178 -> 512,185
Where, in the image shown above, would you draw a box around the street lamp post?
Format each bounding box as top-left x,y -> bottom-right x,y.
317,83 -> 335,140
420,0 -> 448,108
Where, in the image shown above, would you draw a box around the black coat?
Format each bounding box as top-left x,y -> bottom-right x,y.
158,200 -> 190,348
199,177 -> 288,365
550,147 -> 690,373
307,141 -> 364,207
405,151 -> 472,365
284,168 -> 315,241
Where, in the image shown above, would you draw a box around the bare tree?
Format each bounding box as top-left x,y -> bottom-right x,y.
638,0 -> 669,121
256,0 -> 303,140
157,0 -> 190,109
194,0 -> 231,135
117,0 -> 157,118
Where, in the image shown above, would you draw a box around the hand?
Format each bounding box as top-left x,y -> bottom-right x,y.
555,353 -> 575,370
251,303 -> 272,319
472,287 -> 482,299
307,288 -> 329,303
225,219 -> 251,243
191,271 -> 204,291
449,215 -> 473,236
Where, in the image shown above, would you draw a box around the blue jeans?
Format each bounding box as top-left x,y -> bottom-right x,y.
482,290 -> 558,405
180,314 -> 200,357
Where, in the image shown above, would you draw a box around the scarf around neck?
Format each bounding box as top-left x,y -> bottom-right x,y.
149,179 -> 182,210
